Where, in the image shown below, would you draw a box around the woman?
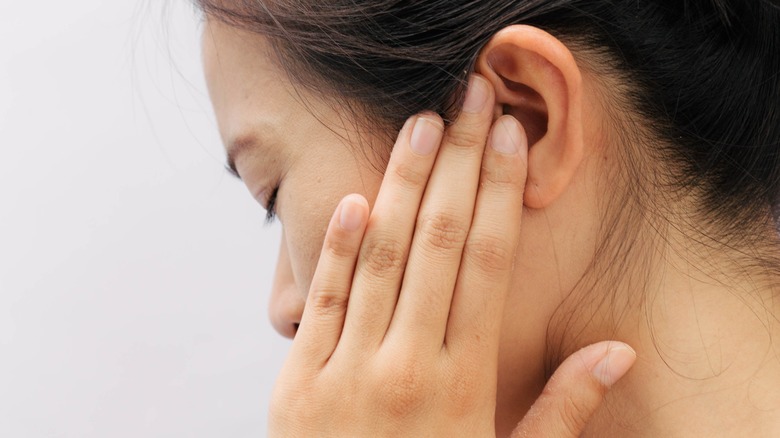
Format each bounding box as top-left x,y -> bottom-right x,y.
198,0 -> 780,436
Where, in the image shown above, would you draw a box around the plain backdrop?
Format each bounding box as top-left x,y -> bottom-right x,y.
0,2 -> 289,436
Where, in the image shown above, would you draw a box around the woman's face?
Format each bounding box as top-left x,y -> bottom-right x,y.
201,18 -> 602,432
201,20 -> 388,338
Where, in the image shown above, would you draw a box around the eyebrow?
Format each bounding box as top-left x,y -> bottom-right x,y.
224,135 -> 259,180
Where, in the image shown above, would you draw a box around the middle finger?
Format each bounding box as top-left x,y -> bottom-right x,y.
387,75 -> 496,348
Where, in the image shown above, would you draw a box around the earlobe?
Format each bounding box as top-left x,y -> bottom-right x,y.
475,25 -> 584,209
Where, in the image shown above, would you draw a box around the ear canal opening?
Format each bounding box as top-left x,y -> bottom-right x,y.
499,75 -> 549,147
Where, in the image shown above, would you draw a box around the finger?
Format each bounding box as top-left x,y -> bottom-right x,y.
511,342 -> 636,438
388,74 -> 495,348
445,116 -> 528,357
293,194 -> 369,364
341,113 -> 444,349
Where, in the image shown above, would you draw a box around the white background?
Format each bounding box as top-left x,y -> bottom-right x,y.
0,2 -> 288,436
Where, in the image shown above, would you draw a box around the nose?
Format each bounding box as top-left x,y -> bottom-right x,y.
268,230 -> 305,339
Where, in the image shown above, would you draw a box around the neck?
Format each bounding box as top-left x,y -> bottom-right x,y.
584,226 -> 780,437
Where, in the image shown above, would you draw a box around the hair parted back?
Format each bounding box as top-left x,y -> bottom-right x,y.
198,0 -> 780,241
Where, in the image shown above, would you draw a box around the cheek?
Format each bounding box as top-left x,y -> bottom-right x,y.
280,164 -> 384,299
282,204 -> 333,299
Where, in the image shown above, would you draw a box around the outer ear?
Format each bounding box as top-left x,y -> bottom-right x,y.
476,25 -> 584,209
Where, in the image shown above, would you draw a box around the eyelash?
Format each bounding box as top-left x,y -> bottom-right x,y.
264,186 -> 279,226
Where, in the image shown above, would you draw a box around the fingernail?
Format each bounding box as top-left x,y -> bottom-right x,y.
462,76 -> 490,113
591,343 -> 636,387
491,116 -> 524,155
339,195 -> 364,231
410,116 -> 443,155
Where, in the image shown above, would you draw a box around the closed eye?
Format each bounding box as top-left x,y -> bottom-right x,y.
264,186 -> 279,226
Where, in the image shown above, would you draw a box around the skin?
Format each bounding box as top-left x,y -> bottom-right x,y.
202,17 -> 780,437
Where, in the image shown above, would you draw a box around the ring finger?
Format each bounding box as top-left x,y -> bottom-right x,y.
387,75 -> 496,348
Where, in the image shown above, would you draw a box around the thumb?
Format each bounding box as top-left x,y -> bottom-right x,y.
511,341 -> 636,438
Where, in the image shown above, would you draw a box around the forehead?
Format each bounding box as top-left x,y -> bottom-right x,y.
201,19 -> 285,110
201,19 -> 389,171
202,20 -> 308,149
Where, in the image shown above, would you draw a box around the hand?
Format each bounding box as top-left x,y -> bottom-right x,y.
268,74 -> 636,437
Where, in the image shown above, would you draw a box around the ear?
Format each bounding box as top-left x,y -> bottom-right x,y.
476,25 -> 584,209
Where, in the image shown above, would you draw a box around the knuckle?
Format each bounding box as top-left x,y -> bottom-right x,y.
378,359 -> 431,419
444,127 -> 485,150
463,234 -> 513,274
360,237 -> 406,277
445,385 -> 481,418
481,160 -> 523,189
390,160 -> 429,189
547,387 -> 595,435
323,232 -> 357,259
418,212 -> 470,252
308,284 -> 348,318
442,364 -> 482,417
